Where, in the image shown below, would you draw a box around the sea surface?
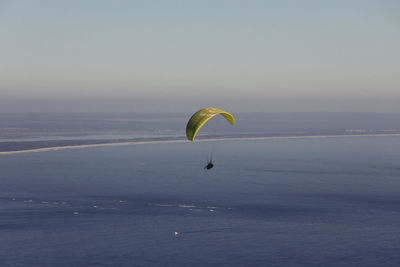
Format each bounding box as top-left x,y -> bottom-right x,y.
1,135 -> 400,266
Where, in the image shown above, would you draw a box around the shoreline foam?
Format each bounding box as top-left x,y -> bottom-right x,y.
1,133 -> 400,155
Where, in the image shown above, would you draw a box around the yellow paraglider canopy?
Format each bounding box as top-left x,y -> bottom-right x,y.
186,107 -> 235,141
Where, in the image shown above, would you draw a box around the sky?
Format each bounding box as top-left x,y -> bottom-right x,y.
1,0 -> 399,112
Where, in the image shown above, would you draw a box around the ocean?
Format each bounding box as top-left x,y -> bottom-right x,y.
1,135 -> 400,266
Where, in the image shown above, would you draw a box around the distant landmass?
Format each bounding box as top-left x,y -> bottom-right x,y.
1,112 -> 400,153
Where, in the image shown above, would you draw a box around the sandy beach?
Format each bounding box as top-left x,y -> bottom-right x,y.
1,133 -> 400,155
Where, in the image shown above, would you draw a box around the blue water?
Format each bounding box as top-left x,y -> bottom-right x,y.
1,136 -> 400,266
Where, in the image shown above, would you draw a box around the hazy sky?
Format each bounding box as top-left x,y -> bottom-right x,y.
1,0 -> 399,112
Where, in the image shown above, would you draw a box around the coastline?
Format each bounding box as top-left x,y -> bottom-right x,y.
1,133 -> 400,155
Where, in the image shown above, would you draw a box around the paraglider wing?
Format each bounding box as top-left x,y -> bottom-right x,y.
186,107 -> 235,141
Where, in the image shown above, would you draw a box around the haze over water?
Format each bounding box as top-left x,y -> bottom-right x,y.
1,1 -> 399,113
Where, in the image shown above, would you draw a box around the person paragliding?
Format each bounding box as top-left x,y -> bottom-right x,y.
204,160 -> 214,170
204,152 -> 214,169
186,107 -> 235,170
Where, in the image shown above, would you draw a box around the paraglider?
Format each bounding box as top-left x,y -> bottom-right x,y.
186,107 -> 235,169
186,107 -> 235,142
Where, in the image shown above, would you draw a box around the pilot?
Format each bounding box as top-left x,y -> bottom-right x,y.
204,161 -> 214,170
